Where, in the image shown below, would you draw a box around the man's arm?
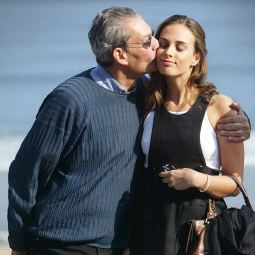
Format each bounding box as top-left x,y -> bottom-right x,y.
8,90 -> 83,252
8,119 -> 66,252
11,251 -> 26,255
217,102 -> 251,142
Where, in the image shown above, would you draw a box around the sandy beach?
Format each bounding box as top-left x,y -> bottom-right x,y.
0,245 -> 11,255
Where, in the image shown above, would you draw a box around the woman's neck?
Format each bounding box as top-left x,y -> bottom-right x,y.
164,78 -> 199,112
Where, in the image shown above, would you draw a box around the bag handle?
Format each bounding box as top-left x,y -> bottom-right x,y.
228,175 -> 253,210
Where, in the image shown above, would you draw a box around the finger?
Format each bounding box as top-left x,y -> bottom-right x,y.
218,129 -> 243,137
219,131 -> 247,142
229,102 -> 241,112
218,115 -> 242,124
123,248 -> 130,255
168,183 -> 174,188
236,110 -> 248,121
217,123 -> 244,132
159,171 -> 170,177
162,177 -> 170,183
227,136 -> 247,143
162,178 -> 174,187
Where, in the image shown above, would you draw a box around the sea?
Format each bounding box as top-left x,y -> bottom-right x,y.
0,0 -> 254,246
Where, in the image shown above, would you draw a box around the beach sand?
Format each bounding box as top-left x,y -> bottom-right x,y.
0,245 -> 11,255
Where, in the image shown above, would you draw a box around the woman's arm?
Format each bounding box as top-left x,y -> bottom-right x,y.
159,94 -> 244,198
199,94 -> 244,198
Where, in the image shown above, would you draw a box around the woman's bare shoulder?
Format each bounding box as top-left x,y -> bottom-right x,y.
210,94 -> 237,117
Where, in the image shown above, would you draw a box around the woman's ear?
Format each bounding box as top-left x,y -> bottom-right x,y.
113,48 -> 128,65
192,53 -> 200,66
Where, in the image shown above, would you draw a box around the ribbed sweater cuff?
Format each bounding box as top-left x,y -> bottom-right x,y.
8,231 -> 28,252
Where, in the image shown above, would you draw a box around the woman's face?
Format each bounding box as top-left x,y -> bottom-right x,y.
156,23 -> 199,80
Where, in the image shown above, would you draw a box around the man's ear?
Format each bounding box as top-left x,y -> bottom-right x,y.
113,48 -> 128,65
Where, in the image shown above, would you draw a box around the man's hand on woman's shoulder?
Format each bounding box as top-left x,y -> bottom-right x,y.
217,102 -> 250,142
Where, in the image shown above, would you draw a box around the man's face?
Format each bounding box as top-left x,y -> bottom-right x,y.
123,17 -> 159,76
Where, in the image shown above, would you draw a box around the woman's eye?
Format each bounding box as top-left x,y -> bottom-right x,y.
176,47 -> 184,52
159,42 -> 168,48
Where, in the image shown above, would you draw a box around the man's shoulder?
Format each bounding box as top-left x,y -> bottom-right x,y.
38,68 -> 96,112
59,68 -> 96,89
53,68 -> 99,98
73,68 -> 95,79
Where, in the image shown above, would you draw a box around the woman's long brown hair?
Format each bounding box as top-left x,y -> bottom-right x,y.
143,15 -> 218,117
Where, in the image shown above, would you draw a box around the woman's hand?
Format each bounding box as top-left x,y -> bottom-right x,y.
159,168 -> 201,190
123,248 -> 130,255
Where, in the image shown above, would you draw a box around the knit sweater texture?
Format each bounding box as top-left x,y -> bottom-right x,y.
8,69 -> 142,251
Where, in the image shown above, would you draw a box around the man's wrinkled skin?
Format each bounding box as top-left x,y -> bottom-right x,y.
217,102 -> 250,143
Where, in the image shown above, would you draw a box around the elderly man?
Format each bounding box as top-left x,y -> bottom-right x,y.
8,7 -> 250,255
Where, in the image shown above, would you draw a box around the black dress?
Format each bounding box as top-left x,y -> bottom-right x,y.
130,96 -> 227,255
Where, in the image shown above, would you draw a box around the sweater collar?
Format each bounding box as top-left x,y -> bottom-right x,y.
90,65 -> 135,94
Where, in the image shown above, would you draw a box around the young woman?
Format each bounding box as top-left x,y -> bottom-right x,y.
131,15 -> 244,255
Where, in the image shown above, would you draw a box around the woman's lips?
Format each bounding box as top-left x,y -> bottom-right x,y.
160,59 -> 176,65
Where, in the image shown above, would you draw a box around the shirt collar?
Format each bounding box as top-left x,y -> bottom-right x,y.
90,65 -> 135,94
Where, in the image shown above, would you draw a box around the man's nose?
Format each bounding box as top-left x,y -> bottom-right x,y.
151,36 -> 159,50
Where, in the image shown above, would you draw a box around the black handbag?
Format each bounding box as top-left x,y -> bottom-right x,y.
185,176 -> 255,255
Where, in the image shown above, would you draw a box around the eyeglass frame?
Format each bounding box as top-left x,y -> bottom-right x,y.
126,35 -> 153,49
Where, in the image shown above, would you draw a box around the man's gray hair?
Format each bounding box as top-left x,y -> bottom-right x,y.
88,7 -> 139,67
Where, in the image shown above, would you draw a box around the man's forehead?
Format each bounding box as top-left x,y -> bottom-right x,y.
123,16 -> 152,36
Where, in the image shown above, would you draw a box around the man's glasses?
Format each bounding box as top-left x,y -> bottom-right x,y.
127,36 -> 152,49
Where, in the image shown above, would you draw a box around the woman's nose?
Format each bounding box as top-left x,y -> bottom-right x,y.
165,45 -> 174,56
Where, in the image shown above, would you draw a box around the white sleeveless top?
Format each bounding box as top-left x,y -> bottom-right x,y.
142,110 -> 221,169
